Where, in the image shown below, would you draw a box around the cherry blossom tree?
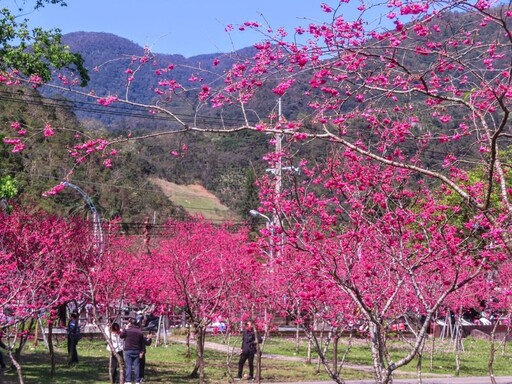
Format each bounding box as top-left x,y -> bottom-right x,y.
256,150 -> 509,384
83,225 -> 152,384
145,218 -> 253,382
267,243 -> 358,374
0,207 -> 94,320
0,207 -> 95,379
224,241 -> 275,383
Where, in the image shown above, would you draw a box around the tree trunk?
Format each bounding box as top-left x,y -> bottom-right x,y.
254,326 -> 265,383
454,322 -> 462,377
295,315 -> 300,355
117,351 -> 125,384
13,319 -> 32,363
430,322 -> 435,371
48,322 -> 56,378
315,328 -> 323,374
416,335 -> 426,384
185,326 -> 191,359
33,319 -> 39,348
502,317 -> 511,356
304,326 -> 345,384
332,334 -> 339,373
368,321 -> 394,384
488,320 -> 499,384
190,326 -> 206,383
106,351 -> 125,384
8,349 -> 24,384
307,338 -> 312,364
255,340 -> 262,383
368,322 -> 384,383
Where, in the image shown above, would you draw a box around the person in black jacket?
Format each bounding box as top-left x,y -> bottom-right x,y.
139,331 -> 153,383
0,330 -> 10,370
236,321 -> 261,381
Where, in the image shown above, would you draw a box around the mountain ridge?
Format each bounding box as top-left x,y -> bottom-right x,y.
46,31 -> 259,129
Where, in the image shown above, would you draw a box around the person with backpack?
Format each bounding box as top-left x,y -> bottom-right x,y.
67,312 -> 81,365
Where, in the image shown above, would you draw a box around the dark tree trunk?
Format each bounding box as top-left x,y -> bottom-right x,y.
332,334 -> 339,372
48,322 -> 56,378
190,326 -> 206,383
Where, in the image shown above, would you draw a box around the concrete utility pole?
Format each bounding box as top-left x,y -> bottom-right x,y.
256,98 -> 286,260
275,97 -> 283,217
273,98 -> 284,257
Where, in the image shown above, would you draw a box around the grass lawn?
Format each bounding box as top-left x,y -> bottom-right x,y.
4,338 -> 354,383
2,333 -> 511,383
262,334 -> 512,376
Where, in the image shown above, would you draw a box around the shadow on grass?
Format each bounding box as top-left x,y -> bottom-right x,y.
2,351 -> 109,384
2,346 -> 223,384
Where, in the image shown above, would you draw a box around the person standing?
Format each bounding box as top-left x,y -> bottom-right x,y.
106,322 -> 124,383
67,313 -> 80,365
135,311 -> 144,328
139,331 -> 153,383
236,321 -> 261,381
0,330 -> 10,371
120,318 -> 145,384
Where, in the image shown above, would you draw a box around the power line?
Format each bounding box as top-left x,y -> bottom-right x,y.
0,89 -> 488,163
0,89 -> 251,126
1,87 -> 494,185
73,219 -> 249,240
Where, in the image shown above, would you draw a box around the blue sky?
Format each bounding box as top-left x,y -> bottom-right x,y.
14,1 -> 340,57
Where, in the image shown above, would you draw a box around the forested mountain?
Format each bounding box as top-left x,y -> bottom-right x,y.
1,6 -> 493,224
27,32 -> 314,221
40,32 -> 262,129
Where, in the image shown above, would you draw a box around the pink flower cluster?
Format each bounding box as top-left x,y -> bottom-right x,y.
42,183 -> 66,197
97,95 -> 119,106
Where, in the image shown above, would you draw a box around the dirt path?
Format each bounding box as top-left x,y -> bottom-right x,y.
177,339 -> 453,377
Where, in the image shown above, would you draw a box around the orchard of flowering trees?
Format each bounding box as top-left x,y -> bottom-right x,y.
2,0 -> 512,384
